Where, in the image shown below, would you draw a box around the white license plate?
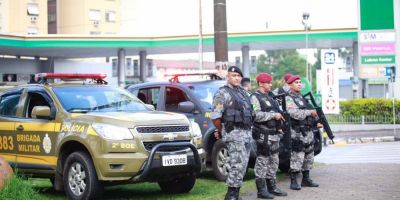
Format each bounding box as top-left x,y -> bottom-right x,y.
162,154 -> 187,166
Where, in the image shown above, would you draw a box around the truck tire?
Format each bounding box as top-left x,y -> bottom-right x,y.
211,140 -> 229,181
63,151 -> 103,200
158,174 -> 196,193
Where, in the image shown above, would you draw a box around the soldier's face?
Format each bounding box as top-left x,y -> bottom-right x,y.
259,82 -> 272,92
290,80 -> 302,92
227,72 -> 242,87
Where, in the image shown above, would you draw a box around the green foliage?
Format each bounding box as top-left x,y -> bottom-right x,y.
256,50 -> 306,89
340,98 -> 400,116
0,175 -> 40,200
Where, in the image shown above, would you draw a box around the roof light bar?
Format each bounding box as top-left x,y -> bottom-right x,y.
37,73 -> 107,80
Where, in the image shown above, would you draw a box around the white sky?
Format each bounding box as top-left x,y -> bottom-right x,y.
120,0 -> 358,62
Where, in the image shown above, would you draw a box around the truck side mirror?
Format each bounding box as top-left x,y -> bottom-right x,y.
32,106 -> 52,120
178,101 -> 195,113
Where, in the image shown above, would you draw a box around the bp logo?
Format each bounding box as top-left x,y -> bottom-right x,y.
43,134 -> 52,154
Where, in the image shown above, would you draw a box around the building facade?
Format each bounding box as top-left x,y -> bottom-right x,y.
0,0 -> 47,35
56,0 -> 120,35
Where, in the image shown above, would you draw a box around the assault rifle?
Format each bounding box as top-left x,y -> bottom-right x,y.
273,93 -> 291,131
303,92 -> 335,143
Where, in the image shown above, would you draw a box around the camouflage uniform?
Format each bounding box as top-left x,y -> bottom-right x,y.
211,84 -> 252,188
251,92 -> 280,180
286,91 -> 315,172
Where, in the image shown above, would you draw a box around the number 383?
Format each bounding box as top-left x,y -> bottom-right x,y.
0,136 -> 14,150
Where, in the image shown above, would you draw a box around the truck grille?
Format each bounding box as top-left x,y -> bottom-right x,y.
136,126 -> 189,133
143,140 -> 191,151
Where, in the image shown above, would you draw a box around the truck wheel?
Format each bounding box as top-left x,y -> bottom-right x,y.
63,151 -> 103,200
211,140 -> 229,181
158,174 -> 196,193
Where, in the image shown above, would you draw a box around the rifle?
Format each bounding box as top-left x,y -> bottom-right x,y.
273,93 -> 291,130
303,92 -> 335,143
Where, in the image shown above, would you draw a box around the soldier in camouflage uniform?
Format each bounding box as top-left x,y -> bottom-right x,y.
211,66 -> 253,200
251,73 -> 287,199
285,75 -> 320,190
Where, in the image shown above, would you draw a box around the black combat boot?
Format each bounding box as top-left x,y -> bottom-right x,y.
301,170 -> 319,187
266,178 -> 288,196
290,171 -> 301,190
255,178 -> 274,199
224,187 -> 236,200
234,187 -> 243,200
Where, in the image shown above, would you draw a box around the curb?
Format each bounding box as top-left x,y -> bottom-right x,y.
331,136 -> 398,145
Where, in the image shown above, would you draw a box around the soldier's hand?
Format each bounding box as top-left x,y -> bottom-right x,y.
317,123 -> 324,128
214,130 -> 221,140
274,113 -> 284,120
310,110 -> 318,118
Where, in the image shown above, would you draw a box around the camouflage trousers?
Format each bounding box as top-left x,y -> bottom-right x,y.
290,129 -> 314,172
222,128 -> 252,187
255,134 -> 280,179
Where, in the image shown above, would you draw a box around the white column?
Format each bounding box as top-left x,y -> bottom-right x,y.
353,41 -> 360,98
139,50 -> 147,82
241,45 -> 250,78
117,49 -> 126,88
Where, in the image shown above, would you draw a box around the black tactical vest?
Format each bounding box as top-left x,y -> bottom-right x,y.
289,93 -> 314,128
252,91 -> 282,132
221,85 -> 253,131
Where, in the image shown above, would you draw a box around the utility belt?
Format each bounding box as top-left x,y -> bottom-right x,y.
292,125 -> 312,133
291,138 -> 313,154
256,137 -> 280,156
292,116 -> 314,127
225,122 -> 252,133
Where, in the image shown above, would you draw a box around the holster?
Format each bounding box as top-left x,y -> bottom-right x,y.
291,138 -> 304,152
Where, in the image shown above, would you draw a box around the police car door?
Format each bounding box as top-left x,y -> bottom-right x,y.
14,87 -> 56,171
0,88 -> 23,166
164,86 -> 196,119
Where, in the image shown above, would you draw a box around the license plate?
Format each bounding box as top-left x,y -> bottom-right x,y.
162,154 -> 187,166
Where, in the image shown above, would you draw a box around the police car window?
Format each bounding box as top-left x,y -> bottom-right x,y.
138,87 -> 160,109
25,92 -> 51,118
53,86 -> 148,113
0,93 -> 21,117
188,82 -> 224,110
165,87 -> 188,112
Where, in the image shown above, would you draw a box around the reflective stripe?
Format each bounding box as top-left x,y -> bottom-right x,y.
15,154 -> 57,165
86,126 -> 98,136
0,122 -> 14,131
0,154 -> 16,162
15,122 -> 60,132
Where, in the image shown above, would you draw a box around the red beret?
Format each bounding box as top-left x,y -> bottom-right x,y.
284,73 -> 293,82
256,73 -> 272,83
286,75 -> 300,84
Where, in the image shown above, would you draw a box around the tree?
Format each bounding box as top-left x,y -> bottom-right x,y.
256,49 -> 307,88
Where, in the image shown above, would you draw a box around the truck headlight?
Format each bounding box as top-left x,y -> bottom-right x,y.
190,121 -> 202,148
92,123 -> 134,140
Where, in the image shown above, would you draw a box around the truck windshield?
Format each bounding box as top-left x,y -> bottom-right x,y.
53,86 -> 149,113
188,82 -> 225,110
